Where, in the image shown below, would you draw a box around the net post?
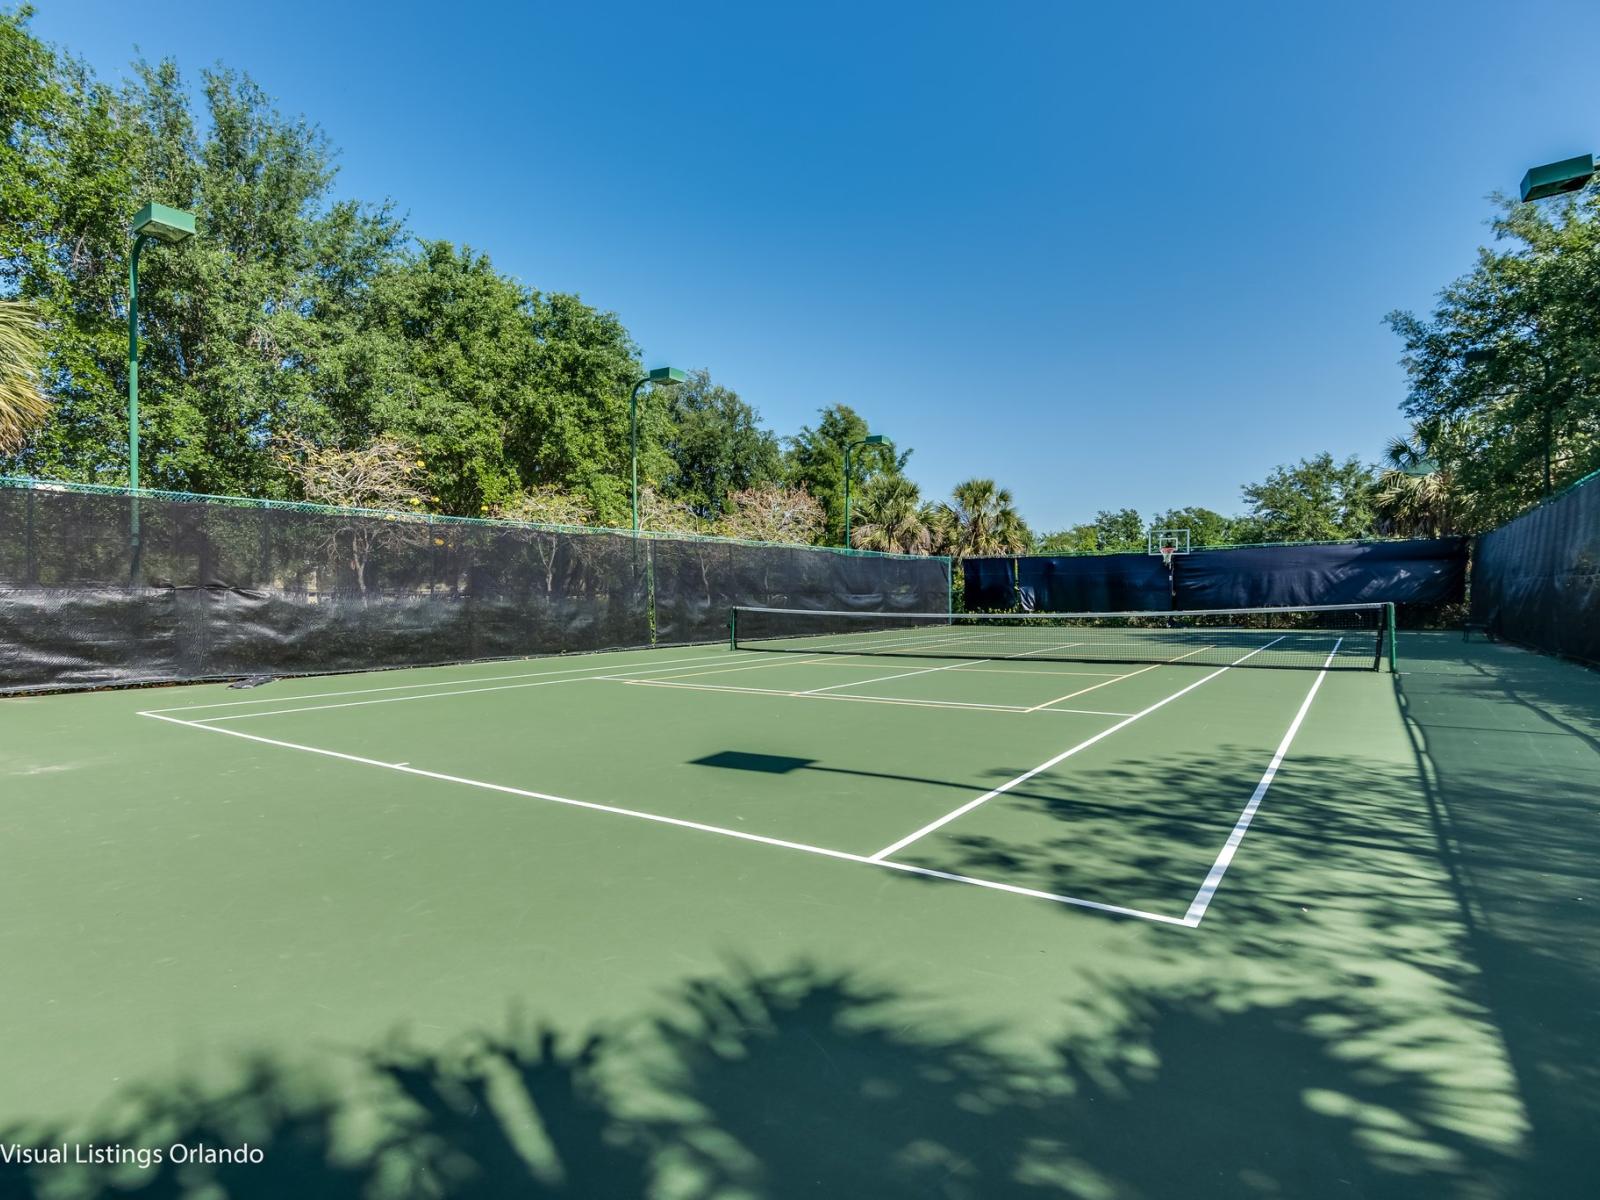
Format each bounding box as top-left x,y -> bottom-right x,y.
1386,602 -> 1397,672
728,606 -> 736,651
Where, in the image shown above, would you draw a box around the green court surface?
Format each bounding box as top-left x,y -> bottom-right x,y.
2,633 -> 1596,1197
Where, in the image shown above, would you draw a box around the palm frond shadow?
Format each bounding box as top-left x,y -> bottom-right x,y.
0,956 -> 1533,1199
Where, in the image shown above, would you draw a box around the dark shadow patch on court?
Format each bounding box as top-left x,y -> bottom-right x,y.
691,751 -> 816,775
0,960 -> 1530,1199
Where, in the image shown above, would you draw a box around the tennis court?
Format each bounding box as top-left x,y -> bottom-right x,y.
4,618 -> 1597,1197
127,609 -> 1381,927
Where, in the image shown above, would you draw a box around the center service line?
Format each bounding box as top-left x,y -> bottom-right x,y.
867,636 -> 1286,861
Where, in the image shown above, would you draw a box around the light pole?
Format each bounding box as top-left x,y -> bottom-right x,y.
1513,153 -> 1594,496
128,203 -> 196,491
629,366 -> 687,534
844,433 -> 889,548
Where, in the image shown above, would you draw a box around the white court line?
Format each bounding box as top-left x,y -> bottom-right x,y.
621,679 -> 1036,713
619,677 -> 1134,717
998,640 -> 1088,660
796,657 -> 985,695
1024,649 -> 1209,713
136,711 -> 1185,924
1024,663 -> 1156,712
1182,639 -> 1341,926
868,636 -> 1287,861
185,656 -> 792,724
618,653 -> 840,682
143,650 -> 733,714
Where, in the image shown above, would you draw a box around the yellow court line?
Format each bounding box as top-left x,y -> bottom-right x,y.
617,654 -> 836,681
942,665 -> 1127,678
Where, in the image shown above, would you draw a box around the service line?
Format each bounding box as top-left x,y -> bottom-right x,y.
136,710 -> 1188,925
868,637 -> 1286,861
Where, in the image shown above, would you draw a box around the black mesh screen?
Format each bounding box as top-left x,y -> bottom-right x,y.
0,483 -> 950,693
1471,471 -> 1600,666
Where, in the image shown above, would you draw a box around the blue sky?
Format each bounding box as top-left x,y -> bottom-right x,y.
27,0 -> 1600,530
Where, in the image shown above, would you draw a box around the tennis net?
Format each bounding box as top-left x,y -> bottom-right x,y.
730,604 -> 1392,671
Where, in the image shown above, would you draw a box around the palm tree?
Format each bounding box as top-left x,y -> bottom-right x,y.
0,300 -> 48,455
939,478 -> 1032,558
852,475 -> 932,553
1376,419 -> 1462,537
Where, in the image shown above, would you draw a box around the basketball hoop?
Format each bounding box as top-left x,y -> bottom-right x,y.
1149,528 -> 1189,567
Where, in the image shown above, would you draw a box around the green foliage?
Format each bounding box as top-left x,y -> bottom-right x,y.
1239,452 -> 1378,542
0,299 -> 46,451
716,484 -> 825,543
660,369 -> 781,518
1386,182 -> 1600,529
938,478 -> 1032,558
852,475 -> 931,554
783,404 -> 905,544
341,241 -> 537,515
488,484 -> 595,527
1374,420 -> 1466,537
1090,507 -> 1144,551
1034,523 -> 1099,553
1149,505 -> 1233,548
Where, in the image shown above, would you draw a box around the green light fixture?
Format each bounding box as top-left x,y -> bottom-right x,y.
629,366 -> 688,534
844,433 -> 890,549
1519,153 -> 1595,202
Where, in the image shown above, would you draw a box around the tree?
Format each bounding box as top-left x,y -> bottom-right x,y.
1386,182 -> 1600,528
1090,508 -> 1144,551
659,369 -> 781,518
1239,452 -> 1378,542
938,478 -> 1032,558
1148,506 -> 1233,548
852,476 -> 932,554
783,405 -> 905,544
1374,420 -> 1467,537
518,290 -> 647,526
0,25 -> 412,494
717,484 -> 826,544
348,241 -> 537,516
274,434 -> 430,594
1034,524 -> 1099,553
0,299 -> 46,452
488,485 -> 594,528
638,484 -> 705,535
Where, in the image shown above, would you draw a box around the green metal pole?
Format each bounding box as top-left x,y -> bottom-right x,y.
1544,404 -> 1553,497
128,233 -> 148,491
843,442 -> 854,549
629,377 -> 646,535
1387,602 -> 1397,673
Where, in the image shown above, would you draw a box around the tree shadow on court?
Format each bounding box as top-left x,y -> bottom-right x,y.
5,642 -> 1591,1197
885,645 -> 1598,1197
1391,648 -> 1600,1196
0,959 -> 1535,1199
